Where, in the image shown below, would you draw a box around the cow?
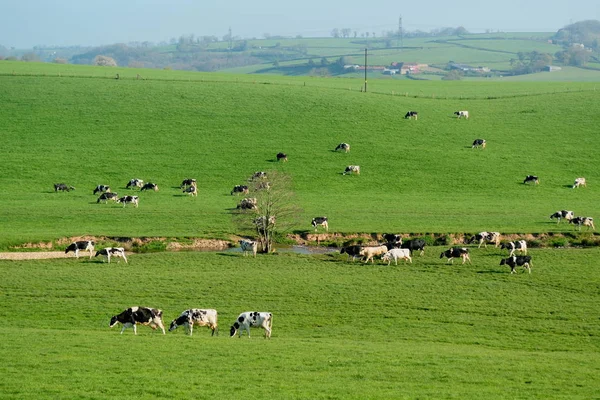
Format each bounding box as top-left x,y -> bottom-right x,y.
359,245 -> 389,264
109,306 -> 165,335
382,248 -> 412,265
231,185 -> 249,195
311,217 -> 329,232
276,152 -> 288,162
140,182 -> 159,191
180,178 -> 197,189
92,185 -> 111,195
239,239 -> 258,257
500,240 -> 527,257
250,171 -> 267,181
94,247 -> 128,263
382,234 -> 402,245
550,210 -> 574,224
54,183 -> 75,192
469,232 -> 501,248
500,255 -> 532,274
404,111 -> 418,120
570,216 -> 595,231
335,143 -> 350,153
125,179 -> 144,189
183,185 -> 198,197
523,175 -> 539,185
229,311 -> 273,339
343,165 -> 360,175
237,198 -> 257,210
401,239 -> 426,256
65,240 -> 95,259
454,110 -> 469,119
97,192 -> 119,203
340,245 -> 363,262
440,247 -> 471,264
572,177 -> 586,189
116,195 -> 139,208
169,309 -> 218,336
472,139 -> 486,149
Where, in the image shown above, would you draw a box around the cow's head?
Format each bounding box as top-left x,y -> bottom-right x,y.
109,316 -> 119,328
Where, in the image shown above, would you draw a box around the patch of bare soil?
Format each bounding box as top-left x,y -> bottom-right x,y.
0,252 -> 70,260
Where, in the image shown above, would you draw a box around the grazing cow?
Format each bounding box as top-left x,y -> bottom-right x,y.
237,197 -> 257,210
140,182 -> 159,191
65,240 -> 95,259
550,210 -> 574,224
500,255 -> 532,274
94,247 -> 128,263
500,240 -> 527,257
256,181 -> 271,191
382,234 -> 402,245
54,183 -> 75,192
359,245 -> 389,264
382,248 -> 412,265
125,179 -> 144,189
109,306 -> 165,335
523,175 -> 539,185
454,110 -> 469,119
230,311 -> 273,339
250,171 -> 267,181
231,185 -> 249,195
97,192 -> 119,203
472,139 -> 486,149
570,216 -> 595,231
311,217 -> 329,232
116,195 -> 139,208
440,247 -> 471,264
343,165 -> 360,175
335,143 -> 350,153
183,185 -> 197,197
340,245 -> 363,262
169,309 -> 218,336
469,232 -> 501,248
401,239 -> 426,256
572,177 -> 586,189
276,152 -> 288,162
180,178 -> 197,189
93,185 -> 111,194
239,239 -> 258,257
404,111 -> 418,120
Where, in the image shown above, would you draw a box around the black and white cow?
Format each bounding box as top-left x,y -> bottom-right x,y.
140,182 -> 159,191
93,185 -> 111,194
382,233 -> 402,245
250,171 -> 267,181
340,245 -> 363,262
570,216 -> 595,231
237,197 -> 257,210
109,306 -> 165,335
94,247 -> 128,263
231,185 -> 249,195
230,311 -> 273,338
500,255 -> 532,274
440,247 -> 471,264
117,195 -> 139,208
180,178 -> 197,189
454,110 -> 469,119
550,210 -> 574,224
311,217 -> 329,232
54,183 -> 75,192
125,179 -> 144,189
183,185 -> 197,197
276,152 -> 288,162
335,143 -> 350,153
404,111 -> 418,120
523,175 -> 539,185
343,165 -> 360,175
239,239 -> 258,257
572,177 -> 586,189
401,238 -> 426,256
472,139 -> 486,149
469,232 -> 501,248
65,240 -> 95,259
500,240 -> 527,257
97,192 -> 119,203
169,309 -> 218,336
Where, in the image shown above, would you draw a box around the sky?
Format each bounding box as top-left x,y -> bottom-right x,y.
2,0 -> 599,49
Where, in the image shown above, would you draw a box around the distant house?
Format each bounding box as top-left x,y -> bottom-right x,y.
543,65 -> 562,72
450,63 -> 490,73
382,68 -> 399,75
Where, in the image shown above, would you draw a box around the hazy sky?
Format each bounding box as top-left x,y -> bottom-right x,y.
2,0 -> 599,48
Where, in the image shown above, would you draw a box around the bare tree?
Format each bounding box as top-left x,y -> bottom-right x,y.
93,55 -> 117,66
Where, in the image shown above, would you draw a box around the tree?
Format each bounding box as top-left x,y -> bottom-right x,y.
341,28 -> 351,38
331,28 -> 340,38
93,55 -> 117,66
21,52 -> 40,62
232,171 -> 301,253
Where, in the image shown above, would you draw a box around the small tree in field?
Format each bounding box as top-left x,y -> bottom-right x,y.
93,55 -> 117,66
233,171 -> 301,253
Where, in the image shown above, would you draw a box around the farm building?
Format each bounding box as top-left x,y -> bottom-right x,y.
543,65 -> 562,72
450,63 -> 490,73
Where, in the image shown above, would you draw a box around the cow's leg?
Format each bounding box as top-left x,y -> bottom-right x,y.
189,323 -> 194,336
407,256 -> 412,264
74,249 -> 79,259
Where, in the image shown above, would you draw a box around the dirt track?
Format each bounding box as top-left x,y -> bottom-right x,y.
0,252 -> 71,260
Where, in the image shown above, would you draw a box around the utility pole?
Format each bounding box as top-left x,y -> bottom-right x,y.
364,48 -> 367,93
398,15 -> 403,51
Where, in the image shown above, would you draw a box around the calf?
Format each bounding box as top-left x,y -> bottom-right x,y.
523,175 -> 539,185
239,239 -> 258,257
472,139 -> 486,149
570,216 -> 595,231
109,306 -> 165,335
97,192 -> 119,203
169,309 -> 218,336
54,183 -> 75,192
65,240 -> 95,259
340,245 -> 363,262
335,143 -> 350,153
500,255 -> 532,274
231,185 -> 249,195
454,110 -> 469,119
469,231 -> 501,248
276,152 -> 288,162
359,245 -> 389,264
440,247 -> 471,264
237,197 -> 257,210
180,178 -> 197,189
140,182 -> 159,191
500,240 -> 527,257
125,178 -> 144,189
404,111 -> 418,120
94,247 -> 128,263
311,217 -> 329,232
93,185 -> 111,194
117,195 -> 139,208
550,210 -> 574,224
183,185 -> 198,197
401,239 -> 426,256
382,248 -> 412,265
572,177 -> 586,189
343,165 -> 360,175
230,311 -> 273,338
